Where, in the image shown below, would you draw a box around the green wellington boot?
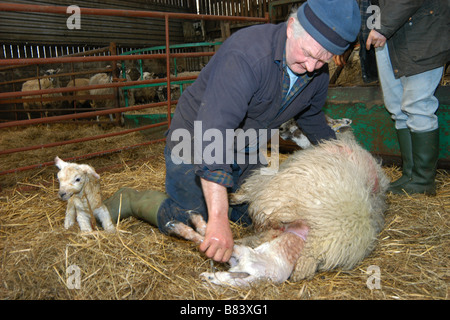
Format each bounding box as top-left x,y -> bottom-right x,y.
104,187 -> 168,226
389,128 -> 413,190
389,129 -> 439,196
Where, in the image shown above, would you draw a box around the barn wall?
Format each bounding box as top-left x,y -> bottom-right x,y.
195,0 -> 304,19
195,0 -> 305,40
0,0 -> 196,58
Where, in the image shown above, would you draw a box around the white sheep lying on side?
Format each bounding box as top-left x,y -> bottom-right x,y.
168,132 -> 389,286
55,156 -> 115,233
279,115 -> 352,149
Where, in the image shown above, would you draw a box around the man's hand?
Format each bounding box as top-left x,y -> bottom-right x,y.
198,178 -> 234,263
366,29 -> 387,50
333,54 -> 347,67
200,214 -> 234,263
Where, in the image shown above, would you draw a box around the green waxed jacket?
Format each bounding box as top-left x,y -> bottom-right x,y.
376,0 -> 450,78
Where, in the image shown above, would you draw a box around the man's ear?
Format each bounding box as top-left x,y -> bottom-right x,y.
286,17 -> 295,39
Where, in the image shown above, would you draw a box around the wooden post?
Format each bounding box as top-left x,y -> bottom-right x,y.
109,42 -> 121,125
220,21 -> 231,40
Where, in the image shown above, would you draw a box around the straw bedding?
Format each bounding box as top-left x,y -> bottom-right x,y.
0,138 -> 449,300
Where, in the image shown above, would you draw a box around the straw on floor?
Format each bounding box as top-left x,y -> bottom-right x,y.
0,141 -> 448,300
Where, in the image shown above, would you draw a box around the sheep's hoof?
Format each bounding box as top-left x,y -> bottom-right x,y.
165,220 -> 179,233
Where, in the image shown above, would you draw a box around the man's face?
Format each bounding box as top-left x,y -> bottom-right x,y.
285,17 -> 333,75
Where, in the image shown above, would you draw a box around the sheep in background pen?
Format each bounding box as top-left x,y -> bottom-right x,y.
168,129 -> 389,286
133,71 -> 157,105
89,71 -> 114,113
156,71 -> 200,102
55,156 -> 115,233
118,67 -> 136,107
21,68 -> 63,119
65,78 -> 91,110
89,65 -> 135,120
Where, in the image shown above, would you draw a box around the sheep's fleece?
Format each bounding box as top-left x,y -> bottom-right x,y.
230,133 -> 390,281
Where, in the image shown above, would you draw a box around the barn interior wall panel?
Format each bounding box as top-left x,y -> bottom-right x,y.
0,0 -> 195,56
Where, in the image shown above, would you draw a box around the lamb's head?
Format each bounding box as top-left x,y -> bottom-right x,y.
325,115 -> 352,134
279,119 -> 311,149
279,116 -> 353,149
55,156 -> 100,201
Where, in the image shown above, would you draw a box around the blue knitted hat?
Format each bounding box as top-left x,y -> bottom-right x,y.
297,0 -> 361,55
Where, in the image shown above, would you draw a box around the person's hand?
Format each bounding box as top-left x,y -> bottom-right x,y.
199,215 -> 234,263
333,55 -> 346,67
366,29 -> 387,50
198,178 -> 234,263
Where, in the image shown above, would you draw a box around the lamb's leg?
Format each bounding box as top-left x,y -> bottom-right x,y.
166,221 -> 205,244
201,221 -> 309,286
77,211 -> 94,232
166,211 -> 207,244
64,201 -> 77,230
187,211 -> 207,236
200,245 -> 259,286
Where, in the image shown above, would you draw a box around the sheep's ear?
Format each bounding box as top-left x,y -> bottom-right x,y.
54,156 -> 67,170
80,164 -> 100,180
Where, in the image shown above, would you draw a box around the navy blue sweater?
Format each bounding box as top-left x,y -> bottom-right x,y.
166,22 -> 335,186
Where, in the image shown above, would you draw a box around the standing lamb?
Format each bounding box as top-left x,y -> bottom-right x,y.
21,68 -> 62,119
55,156 -> 115,233
168,132 -> 389,286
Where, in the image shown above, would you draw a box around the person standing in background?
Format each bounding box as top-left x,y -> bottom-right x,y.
366,0 -> 449,196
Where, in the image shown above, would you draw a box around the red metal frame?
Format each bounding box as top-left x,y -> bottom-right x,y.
0,3 -> 269,176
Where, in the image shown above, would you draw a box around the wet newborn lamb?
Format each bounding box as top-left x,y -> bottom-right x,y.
168,133 -> 389,286
55,156 -> 115,233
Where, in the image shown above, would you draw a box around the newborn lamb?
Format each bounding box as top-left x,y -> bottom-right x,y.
55,156 -> 115,233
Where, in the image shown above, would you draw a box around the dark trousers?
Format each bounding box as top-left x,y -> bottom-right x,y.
157,145 -> 251,234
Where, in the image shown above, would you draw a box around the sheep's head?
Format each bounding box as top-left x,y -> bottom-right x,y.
44,68 -> 61,83
142,72 -> 155,80
55,156 -> 100,201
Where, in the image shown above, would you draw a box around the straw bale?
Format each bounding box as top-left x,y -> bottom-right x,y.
0,140 -> 449,300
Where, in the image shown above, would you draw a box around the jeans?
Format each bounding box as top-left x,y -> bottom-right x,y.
375,44 -> 443,132
157,145 -> 251,235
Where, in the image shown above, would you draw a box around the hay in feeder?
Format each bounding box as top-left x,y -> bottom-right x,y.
0,142 -> 448,300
